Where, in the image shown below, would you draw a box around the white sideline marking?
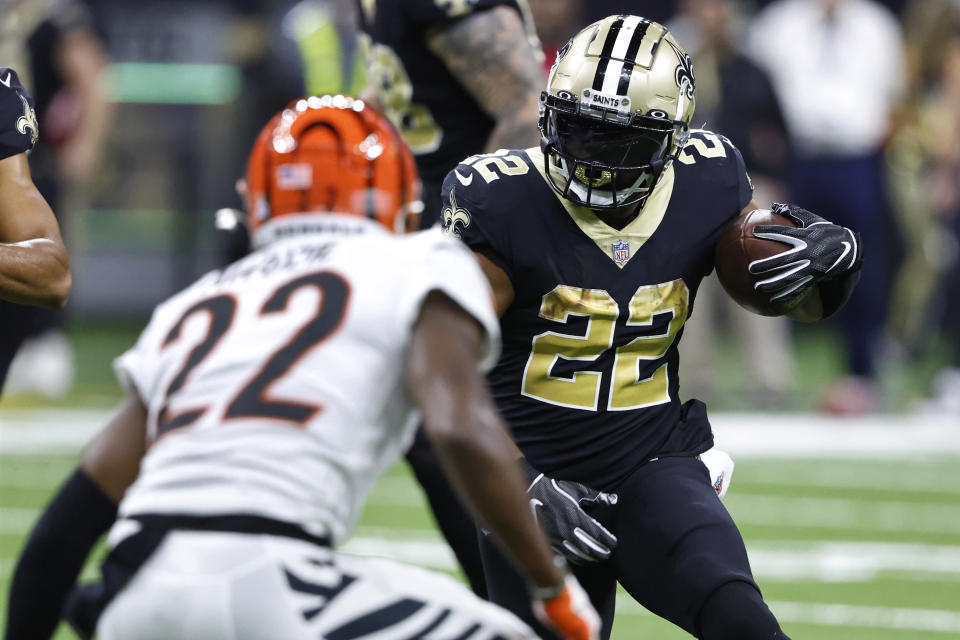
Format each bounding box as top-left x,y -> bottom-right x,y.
2,525 -> 959,632
711,413 -> 960,459
729,494 -> 960,534
0,410 -> 106,454
767,601 -> 960,634
746,541 -> 960,582
4,505 -> 959,585
2,410 -> 959,458
613,595 -> 960,634
344,538 -> 960,632
0,507 -> 38,535
341,534 -> 960,584
343,536 -> 458,571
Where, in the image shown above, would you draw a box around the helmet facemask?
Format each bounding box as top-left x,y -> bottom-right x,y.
539,90 -> 688,209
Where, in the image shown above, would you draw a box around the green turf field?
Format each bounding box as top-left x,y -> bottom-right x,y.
2,410 -> 959,639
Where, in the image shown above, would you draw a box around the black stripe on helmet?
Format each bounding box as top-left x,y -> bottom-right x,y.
616,19 -> 651,95
592,15 -> 627,91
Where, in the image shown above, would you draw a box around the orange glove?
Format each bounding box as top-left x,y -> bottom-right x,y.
531,575 -> 600,640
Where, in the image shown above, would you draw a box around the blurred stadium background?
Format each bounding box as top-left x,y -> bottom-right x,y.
1,0 -> 958,637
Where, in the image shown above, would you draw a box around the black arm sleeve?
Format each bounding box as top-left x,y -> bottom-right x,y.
5,468 -> 117,640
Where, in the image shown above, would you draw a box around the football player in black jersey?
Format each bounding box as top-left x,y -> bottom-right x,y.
441,16 -> 862,640
0,68 -> 71,390
357,0 -> 546,598
357,0 -> 544,227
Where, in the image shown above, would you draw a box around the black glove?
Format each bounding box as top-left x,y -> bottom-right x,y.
520,458 -> 618,564
748,203 -> 862,304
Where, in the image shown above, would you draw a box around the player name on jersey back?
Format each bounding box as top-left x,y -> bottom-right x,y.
112,219 -> 499,544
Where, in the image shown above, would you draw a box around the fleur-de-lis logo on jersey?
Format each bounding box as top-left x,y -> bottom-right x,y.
669,41 -> 695,101
441,188 -> 471,239
16,94 -> 38,146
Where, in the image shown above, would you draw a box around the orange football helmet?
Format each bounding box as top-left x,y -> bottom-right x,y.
245,95 -> 421,245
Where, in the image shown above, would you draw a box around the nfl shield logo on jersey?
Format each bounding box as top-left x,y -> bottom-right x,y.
612,240 -> 630,265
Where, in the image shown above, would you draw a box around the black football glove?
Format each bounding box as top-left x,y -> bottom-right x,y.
748,203 -> 863,304
521,458 -> 618,564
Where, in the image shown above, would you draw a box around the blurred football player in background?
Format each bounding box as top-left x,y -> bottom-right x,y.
6,98 -> 600,640
442,15 -> 861,639
0,67 -> 71,393
0,0 -> 111,398
357,0 -> 544,227
886,0 -> 960,412
356,0 -> 547,598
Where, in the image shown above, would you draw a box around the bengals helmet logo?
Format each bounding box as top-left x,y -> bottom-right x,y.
441,188 -> 471,239
16,94 -> 38,146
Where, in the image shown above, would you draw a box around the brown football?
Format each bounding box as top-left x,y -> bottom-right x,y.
715,208 -> 802,317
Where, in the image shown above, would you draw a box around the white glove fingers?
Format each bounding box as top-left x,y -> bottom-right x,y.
527,473 -> 546,492
753,260 -> 810,289
562,540 -> 595,563
572,527 -> 612,557
748,233 -> 807,273
770,275 -> 814,301
584,517 -> 617,545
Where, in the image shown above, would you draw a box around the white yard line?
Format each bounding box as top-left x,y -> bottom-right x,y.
340,534 -> 960,584
711,413 -> 960,459
0,507 -> 39,535
0,410 -> 106,454
745,540 -> 960,582
2,523 -> 960,632
4,505 -> 959,585
342,538 -> 960,632
2,410 -> 958,458
729,494 -> 960,534
613,595 -> 960,634
769,601 -> 960,634
363,477 -> 960,536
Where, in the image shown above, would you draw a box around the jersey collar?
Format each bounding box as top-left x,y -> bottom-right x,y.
526,147 -> 675,269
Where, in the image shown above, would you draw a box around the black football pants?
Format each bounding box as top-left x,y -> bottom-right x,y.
478,456 -> 786,639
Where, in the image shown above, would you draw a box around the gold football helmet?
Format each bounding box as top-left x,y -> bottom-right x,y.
539,15 -> 696,209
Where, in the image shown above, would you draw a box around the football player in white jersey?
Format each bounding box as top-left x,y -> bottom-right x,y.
5,96 -> 599,640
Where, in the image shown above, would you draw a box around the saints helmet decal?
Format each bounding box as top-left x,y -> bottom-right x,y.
668,39 -> 695,102
538,15 -> 696,209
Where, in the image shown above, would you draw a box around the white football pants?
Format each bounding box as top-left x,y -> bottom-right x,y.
97,530 -> 537,639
